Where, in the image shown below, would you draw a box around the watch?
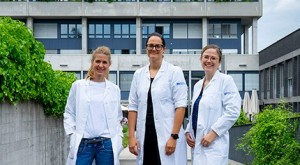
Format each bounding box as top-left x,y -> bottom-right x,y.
171,133 -> 179,140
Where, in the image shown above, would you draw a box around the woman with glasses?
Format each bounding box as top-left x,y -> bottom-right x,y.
185,44 -> 241,165
128,32 -> 188,165
64,46 -> 123,165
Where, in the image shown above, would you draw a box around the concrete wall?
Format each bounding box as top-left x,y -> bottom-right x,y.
44,54 -> 259,72
0,101 -> 68,165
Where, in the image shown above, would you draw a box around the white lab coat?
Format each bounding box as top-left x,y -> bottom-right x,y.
128,60 -> 188,165
186,71 -> 241,165
64,79 -> 123,165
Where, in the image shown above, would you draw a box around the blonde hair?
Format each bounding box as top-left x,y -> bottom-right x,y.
85,46 -> 111,80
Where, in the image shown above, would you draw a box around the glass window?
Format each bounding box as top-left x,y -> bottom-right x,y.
89,24 -> 111,38
109,71 -> 117,85
272,67 -> 277,98
188,23 -> 202,39
113,23 -> 135,38
191,71 -> 205,96
266,69 -> 270,99
120,72 -> 134,91
34,23 -> 58,38
245,73 -> 259,91
60,23 -> 82,39
209,23 -> 237,39
142,23 -> 170,38
228,73 -> 243,91
279,64 -> 284,98
288,60 -> 293,97
173,24 -> 187,38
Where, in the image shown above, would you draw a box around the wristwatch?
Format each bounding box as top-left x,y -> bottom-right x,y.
171,133 -> 179,140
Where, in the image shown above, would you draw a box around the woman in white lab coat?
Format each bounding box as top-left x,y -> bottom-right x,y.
185,44 -> 241,165
64,46 -> 123,165
128,32 -> 188,165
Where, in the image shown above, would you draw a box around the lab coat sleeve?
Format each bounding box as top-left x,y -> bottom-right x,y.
128,71 -> 139,112
63,81 -> 77,136
211,76 -> 241,136
171,66 -> 188,108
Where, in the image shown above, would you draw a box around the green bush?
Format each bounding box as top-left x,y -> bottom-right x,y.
0,17 -> 77,117
122,124 -> 129,148
234,110 -> 251,126
237,103 -> 300,165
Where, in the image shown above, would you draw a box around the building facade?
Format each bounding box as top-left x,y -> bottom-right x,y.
1,0 -> 262,115
259,28 -> 300,113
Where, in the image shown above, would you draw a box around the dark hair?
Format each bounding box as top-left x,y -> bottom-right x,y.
145,32 -> 166,47
201,44 -> 222,62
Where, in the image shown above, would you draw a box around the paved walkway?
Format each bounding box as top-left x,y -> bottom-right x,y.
120,146 -> 243,165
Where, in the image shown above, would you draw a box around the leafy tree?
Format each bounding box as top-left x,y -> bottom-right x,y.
0,17 -> 77,117
237,103 -> 300,165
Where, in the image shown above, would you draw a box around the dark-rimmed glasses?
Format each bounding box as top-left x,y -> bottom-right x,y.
146,44 -> 164,51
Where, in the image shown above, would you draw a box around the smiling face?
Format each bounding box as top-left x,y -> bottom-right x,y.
201,48 -> 221,77
92,53 -> 111,82
146,35 -> 165,63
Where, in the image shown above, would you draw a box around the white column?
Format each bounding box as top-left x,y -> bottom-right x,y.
202,18 -> 208,48
244,25 -> 250,54
26,17 -> 33,31
252,18 -> 258,54
81,17 -> 87,54
136,18 -> 142,55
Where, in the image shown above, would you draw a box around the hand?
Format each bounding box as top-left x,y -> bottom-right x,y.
201,131 -> 217,147
165,137 -> 176,155
128,137 -> 139,156
185,132 -> 195,148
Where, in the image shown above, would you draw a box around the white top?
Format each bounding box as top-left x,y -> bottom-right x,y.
83,81 -> 110,138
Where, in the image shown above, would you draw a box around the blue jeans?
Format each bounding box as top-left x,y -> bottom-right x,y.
76,137 -> 114,165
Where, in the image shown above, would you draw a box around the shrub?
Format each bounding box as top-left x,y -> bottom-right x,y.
234,110 -> 251,126
0,17 -> 77,117
237,103 -> 300,165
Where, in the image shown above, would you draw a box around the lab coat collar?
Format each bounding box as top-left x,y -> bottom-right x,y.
145,60 -> 167,80
204,70 -> 220,89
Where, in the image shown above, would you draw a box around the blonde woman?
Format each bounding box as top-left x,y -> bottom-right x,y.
64,46 -> 123,165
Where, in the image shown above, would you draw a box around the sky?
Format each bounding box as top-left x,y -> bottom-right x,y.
257,0 -> 300,51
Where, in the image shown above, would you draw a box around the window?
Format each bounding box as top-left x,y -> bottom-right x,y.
109,71 -> 117,85
272,66 -> 277,98
266,69 -> 270,99
142,23 -> 170,38
113,24 -> 136,38
173,23 -> 202,39
191,71 -> 205,96
288,60 -> 293,97
208,24 -> 221,38
260,72 -> 264,99
245,73 -> 259,91
34,23 -> 57,38
228,73 -> 243,91
188,23 -> 202,38
279,64 -> 284,98
61,24 -> 82,38
120,72 -> 134,100
173,24 -> 187,38
221,24 -> 237,38
88,24 -> 111,38
209,23 -> 237,39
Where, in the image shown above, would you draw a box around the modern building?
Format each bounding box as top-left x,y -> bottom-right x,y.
0,0 -> 262,115
259,28 -> 300,113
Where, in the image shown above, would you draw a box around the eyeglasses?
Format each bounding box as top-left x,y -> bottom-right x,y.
146,44 -> 164,51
